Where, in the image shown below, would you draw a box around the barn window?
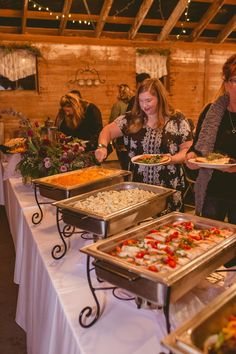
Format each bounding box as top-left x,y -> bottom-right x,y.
0,49 -> 38,91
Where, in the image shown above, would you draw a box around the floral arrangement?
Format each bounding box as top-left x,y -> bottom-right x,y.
15,116 -> 97,180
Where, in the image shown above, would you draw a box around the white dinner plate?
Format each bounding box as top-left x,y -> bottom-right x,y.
188,158 -> 236,170
131,154 -> 171,167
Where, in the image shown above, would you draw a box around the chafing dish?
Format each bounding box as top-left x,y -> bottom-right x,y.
31,166 -> 132,224
162,283 -> 236,354
32,166 -> 132,201
53,182 -> 174,237
79,212 -> 236,329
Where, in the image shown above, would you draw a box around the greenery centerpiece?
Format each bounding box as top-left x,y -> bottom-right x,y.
15,117 -> 97,181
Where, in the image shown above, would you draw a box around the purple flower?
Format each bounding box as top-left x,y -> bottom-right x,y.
60,165 -> 68,172
44,158 -> 52,168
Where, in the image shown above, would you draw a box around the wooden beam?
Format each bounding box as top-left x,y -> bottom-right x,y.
22,0 -> 29,34
0,9 -> 229,32
128,0 -> 154,40
95,0 -> 114,38
0,31 -> 235,49
157,0 -> 189,41
215,14 -> 236,43
59,0 -> 73,35
1,25 -> 235,44
189,0 -> 226,42
194,0 -> 235,4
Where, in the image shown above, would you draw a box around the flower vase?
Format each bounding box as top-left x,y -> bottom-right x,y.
22,175 -> 32,185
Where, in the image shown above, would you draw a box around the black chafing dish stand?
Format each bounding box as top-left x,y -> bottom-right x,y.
31,182 -> 54,225
51,206 -> 93,260
79,254 -> 172,336
78,211 -> 236,350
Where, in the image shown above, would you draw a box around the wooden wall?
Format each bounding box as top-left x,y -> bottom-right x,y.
0,40 -> 235,142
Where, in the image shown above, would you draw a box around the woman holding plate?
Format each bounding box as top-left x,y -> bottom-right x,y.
95,78 -> 193,211
185,54 -> 236,224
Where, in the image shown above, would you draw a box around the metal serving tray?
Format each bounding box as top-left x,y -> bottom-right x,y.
32,166 -> 132,201
53,182 -> 174,237
162,283 -> 236,354
80,212 -> 236,306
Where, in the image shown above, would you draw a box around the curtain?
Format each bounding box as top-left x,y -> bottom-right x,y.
136,53 -> 168,79
0,50 -> 36,81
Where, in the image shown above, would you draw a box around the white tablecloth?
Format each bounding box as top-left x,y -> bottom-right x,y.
4,177 -> 229,354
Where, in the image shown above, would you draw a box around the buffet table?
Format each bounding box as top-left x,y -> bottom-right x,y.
2,174 -> 232,354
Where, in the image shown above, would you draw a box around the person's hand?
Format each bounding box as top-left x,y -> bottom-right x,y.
185,151 -> 200,170
221,166 -> 236,173
95,147 -> 107,162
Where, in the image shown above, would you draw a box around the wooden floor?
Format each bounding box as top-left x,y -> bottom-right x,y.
0,206 -> 27,354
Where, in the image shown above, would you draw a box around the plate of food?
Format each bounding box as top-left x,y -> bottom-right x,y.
131,154 -> 171,166
4,138 -> 27,154
189,153 -> 236,170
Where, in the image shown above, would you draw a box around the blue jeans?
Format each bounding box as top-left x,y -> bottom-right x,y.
202,196 -> 236,224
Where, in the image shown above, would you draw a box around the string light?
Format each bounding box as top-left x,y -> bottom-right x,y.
176,0 -> 192,39
28,0 -> 92,27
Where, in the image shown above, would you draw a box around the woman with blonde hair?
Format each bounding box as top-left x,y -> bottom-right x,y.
96,78 -> 193,211
55,93 -> 103,151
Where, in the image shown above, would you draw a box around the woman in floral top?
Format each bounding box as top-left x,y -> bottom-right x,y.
96,78 -> 193,211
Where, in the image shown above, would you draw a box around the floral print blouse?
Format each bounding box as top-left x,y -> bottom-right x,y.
115,113 -> 192,211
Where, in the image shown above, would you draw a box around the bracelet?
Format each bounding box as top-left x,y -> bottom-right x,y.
97,143 -> 107,149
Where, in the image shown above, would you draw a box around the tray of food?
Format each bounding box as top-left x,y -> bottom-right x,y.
53,182 -> 174,237
32,166 -> 132,200
80,212 -> 236,306
162,282 -> 236,354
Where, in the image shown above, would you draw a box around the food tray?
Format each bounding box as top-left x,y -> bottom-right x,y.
162,283 -> 236,354
53,182 -> 174,237
80,212 -> 236,306
32,166 -> 132,201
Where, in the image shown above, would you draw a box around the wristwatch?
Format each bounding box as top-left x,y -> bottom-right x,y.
97,143 -> 107,149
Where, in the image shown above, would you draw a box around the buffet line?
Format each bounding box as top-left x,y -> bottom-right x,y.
2,161 -> 236,354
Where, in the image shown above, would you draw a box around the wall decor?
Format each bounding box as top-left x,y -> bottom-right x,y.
67,64 -> 106,87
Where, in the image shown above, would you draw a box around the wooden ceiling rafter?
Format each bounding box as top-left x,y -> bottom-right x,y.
0,0 -> 235,43
59,0 -> 73,36
22,0 -> 29,34
95,0 -> 114,38
157,0 -> 189,41
128,0 -> 154,40
215,14 -> 236,43
189,0 -> 226,42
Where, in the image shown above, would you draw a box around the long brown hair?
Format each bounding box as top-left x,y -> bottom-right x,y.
55,93 -> 88,130
125,78 -> 175,134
